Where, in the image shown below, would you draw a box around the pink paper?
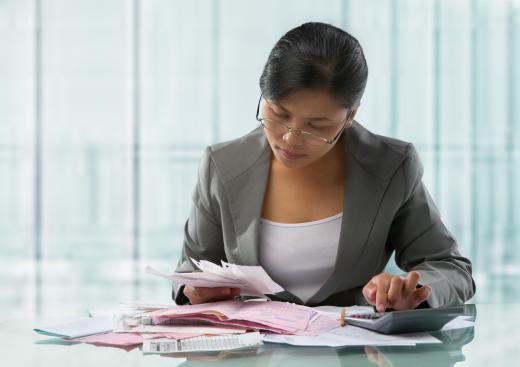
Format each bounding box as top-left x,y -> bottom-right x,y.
152,300 -> 244,319
71,332 -> 143,346
152,315 -> 287,334
140,332 -> 202,340
234,301 -> 313,331
149,300 -> 315,334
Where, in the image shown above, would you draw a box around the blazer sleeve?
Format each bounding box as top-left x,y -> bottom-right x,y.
171,147 -> 227,304
388,144 -> 476,307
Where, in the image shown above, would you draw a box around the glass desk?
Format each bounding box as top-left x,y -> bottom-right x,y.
1,304 -> 517,367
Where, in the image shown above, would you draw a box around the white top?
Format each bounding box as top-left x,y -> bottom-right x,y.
258,212 -> 342,303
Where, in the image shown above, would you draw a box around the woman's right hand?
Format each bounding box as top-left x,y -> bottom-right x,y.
183,285 -> 241,304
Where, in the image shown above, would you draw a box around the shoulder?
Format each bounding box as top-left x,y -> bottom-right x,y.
199,126 -> 270,183
346,120 -> 423,183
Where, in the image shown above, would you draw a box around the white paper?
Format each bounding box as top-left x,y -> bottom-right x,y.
314,305 -> 375,319
146,259 -> 284,296
262,325 -> 419,347
142,332 -> 263,354
119,301 -> 178,310
114,324 -> 247,334
34,316 -> 113,339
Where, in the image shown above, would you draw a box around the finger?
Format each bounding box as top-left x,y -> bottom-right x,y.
375,276 -> 391,312
230,288 -> 241,297
210,287 -> 238,299
404,271 -> 420,295
387,276 -> 405,306
363,282 -> 377,304
194,286 -> 229,297
183,285 -> 196,299
410,285 -> 431,308
220,288 -> 231,296
187,287 -> 235,304
407,285 -> 431,309
184,286 -> 208,304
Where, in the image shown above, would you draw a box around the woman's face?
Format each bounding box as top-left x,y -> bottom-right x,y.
261,88 -> 354,169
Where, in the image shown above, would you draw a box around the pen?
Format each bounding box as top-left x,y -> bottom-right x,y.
339,308 -> 346,327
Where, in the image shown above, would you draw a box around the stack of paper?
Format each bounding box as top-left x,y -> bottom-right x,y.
34,303 -> 262,351
128,299 -> 338,336
146,259 -> 285,296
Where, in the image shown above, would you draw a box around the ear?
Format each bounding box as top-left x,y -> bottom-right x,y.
350,103 -> 360,118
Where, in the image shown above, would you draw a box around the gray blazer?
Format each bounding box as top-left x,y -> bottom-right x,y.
172,121 -> 476,307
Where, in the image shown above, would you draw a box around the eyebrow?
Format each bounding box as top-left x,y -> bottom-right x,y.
271,103 -> 333,122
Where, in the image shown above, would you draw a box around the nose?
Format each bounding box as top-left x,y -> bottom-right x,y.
282,129 -> 304,146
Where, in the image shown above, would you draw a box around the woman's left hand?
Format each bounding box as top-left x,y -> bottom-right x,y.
362,271 -> 431,312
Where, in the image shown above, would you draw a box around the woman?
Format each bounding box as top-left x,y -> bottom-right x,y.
172,22 -> 475,311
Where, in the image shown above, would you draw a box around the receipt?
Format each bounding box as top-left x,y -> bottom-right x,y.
142,332 -> 263,354
146,259 -> 284,296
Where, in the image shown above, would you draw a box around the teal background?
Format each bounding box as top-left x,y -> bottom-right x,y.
0,0 -> 519,317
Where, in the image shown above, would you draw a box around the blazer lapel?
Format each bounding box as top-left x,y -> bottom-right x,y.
307,122 -> 404,305
224,136 -> 271,267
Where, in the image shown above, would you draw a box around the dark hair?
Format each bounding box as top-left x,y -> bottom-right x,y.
259,22 -> 368,109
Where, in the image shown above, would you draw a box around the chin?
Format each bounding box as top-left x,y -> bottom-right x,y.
274,153 -> 310,168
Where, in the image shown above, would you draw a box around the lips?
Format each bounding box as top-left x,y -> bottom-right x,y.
278,147 -> 305,160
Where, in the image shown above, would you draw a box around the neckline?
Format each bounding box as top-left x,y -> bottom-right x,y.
260,211 -> 343,228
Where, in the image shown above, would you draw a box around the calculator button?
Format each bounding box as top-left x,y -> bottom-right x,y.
350,313 -> 384,319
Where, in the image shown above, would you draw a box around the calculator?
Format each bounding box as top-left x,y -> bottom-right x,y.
343,305 -> 465,334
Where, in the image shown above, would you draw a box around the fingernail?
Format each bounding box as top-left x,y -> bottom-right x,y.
222,288 -> 230,296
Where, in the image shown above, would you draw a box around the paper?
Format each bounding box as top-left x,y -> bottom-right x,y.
262,324 -> 441,347
113,305 -> 249,334
34,316 -> 113,339
147,299 -> 331,335
142,332 -> 263,354
314,305 -> 375,317
291,313 -> 340,336
114,320 -> 248,335
120,301 -> 178,310
329,325 -> 441,345
115,324 -> 248,335
146,259 -> 284,296
140,332 -> 205,340
263,328 -> 414,347
70,332 -> 144,347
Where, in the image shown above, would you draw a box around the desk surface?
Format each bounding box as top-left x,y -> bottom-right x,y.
1,304 -> 517,367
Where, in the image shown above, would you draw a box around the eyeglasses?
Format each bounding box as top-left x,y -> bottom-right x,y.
255,94 -> 351,146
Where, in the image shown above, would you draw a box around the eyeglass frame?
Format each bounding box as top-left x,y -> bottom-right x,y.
255,94 -> 353,146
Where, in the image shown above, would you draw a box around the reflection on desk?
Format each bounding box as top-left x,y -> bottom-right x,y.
2,304 -> 519,367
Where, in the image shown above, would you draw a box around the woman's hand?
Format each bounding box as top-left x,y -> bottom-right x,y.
362,271 -> 431,312
183,285 -> 241,305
